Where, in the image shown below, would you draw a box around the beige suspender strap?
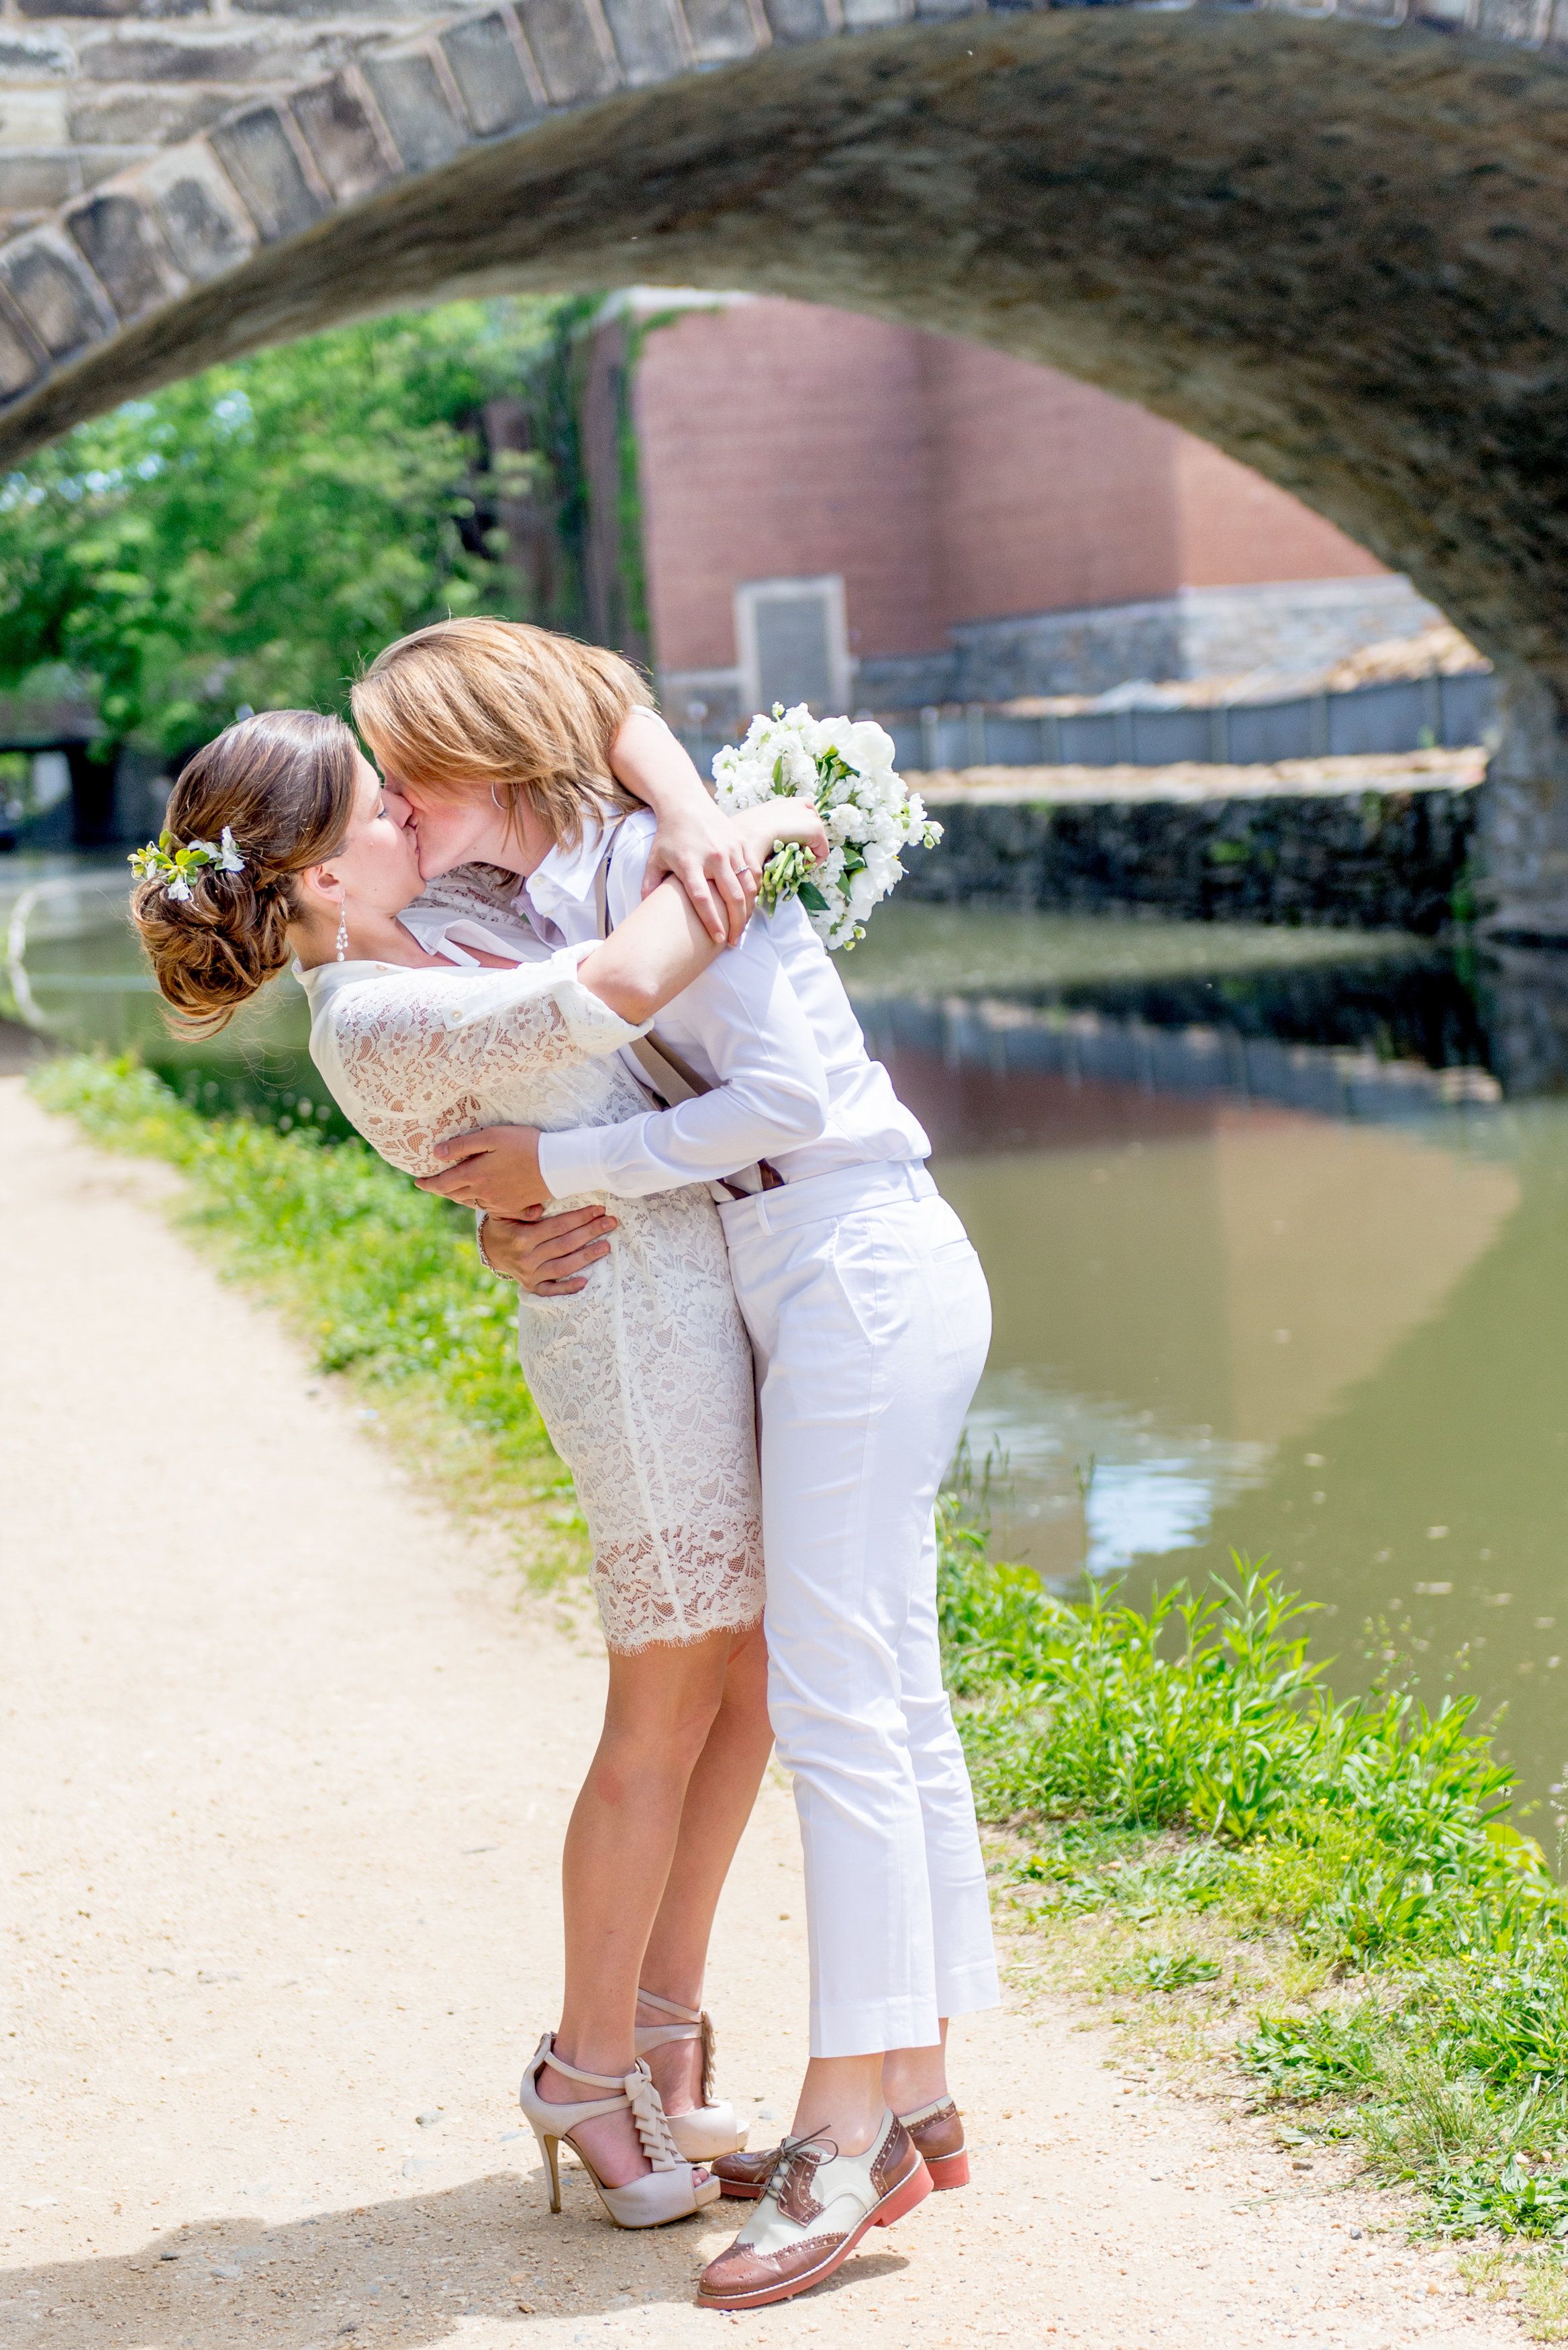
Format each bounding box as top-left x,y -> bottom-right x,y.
593,840 -> 714,1111
630,1032 -> 711,1109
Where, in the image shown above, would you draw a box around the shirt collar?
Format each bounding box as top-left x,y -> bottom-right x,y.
524,811 -> 615,919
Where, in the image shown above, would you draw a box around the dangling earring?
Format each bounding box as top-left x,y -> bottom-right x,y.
335,904 -> 348,963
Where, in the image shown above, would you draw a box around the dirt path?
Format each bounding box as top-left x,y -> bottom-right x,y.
0,1076 -> 1529,2350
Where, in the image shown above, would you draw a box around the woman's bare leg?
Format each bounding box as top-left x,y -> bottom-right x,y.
536,1627 -> 736,2186
789,2054 -> 886,2155
882,2018 -> 950,2114
638,1619 -> 774,2112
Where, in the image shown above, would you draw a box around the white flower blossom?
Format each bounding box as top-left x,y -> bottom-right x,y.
712,704 -> 931,949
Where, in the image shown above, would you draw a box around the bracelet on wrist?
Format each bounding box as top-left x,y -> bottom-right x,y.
475,1213 -> 514,1282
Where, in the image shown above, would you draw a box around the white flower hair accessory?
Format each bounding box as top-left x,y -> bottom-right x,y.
130,827 -> 245,903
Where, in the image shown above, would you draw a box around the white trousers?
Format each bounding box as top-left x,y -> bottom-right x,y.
718,1160 -> 1000,2059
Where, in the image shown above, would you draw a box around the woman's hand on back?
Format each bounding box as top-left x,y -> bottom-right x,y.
418,1126 -> 550,1213
481,1203 -> 616,1295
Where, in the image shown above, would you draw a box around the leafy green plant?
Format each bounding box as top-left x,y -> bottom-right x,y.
934,1486 -> 1568,2259
0,298 -> 582,756
1430,2156 -> 1568,2241
1140,1950 -> 1221,1991
1240,2007 -> 1392,2101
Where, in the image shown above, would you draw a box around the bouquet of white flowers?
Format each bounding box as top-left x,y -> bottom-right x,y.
711,703 -> 942,951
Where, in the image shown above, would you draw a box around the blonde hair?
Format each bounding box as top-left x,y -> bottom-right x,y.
132,709 -> 359,1035
351,618 -> 650,850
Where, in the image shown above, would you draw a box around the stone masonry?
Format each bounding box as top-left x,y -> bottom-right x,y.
3,0 -> 1568,930
905,765 -> 1481,936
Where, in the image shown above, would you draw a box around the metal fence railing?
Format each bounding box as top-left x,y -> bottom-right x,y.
675,669 -> 1494,779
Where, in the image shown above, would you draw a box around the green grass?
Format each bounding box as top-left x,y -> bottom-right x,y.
31,1053 -> 586,1584
936,1478 -> 1568,2325
34,1049 -> 1568,2326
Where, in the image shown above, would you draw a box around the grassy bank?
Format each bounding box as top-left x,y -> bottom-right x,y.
938,1501 -> 1568,2331
33,1050 -> 1568,2329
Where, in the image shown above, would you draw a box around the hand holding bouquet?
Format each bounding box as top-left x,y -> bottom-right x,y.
712,703 -> 942,951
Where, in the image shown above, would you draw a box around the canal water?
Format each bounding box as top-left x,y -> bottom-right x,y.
9,860 -> 1568,1818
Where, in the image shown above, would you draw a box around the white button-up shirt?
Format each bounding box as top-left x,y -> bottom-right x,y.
526,811 -> 930,1201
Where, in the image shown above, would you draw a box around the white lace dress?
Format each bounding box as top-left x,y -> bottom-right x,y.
297,917 -> 764,1654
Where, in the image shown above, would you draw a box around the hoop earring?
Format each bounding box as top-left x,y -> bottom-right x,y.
336,904 -> 348,964
490,784 -> 503,810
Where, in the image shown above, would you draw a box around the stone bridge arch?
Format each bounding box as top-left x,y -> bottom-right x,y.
3,0 -> 1568,929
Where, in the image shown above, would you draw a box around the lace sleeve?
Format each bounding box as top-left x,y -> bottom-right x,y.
312,953 -> 646,1176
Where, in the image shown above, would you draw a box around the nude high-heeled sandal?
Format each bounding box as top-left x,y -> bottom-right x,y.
634,1987 -> 744,2161
518,2032 -> 722,2228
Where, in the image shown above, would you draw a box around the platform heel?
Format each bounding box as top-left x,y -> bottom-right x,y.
518,2032 -> 722,2229
635,1987 -> 744,2161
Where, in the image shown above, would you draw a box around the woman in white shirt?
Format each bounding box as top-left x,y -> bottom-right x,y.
350,621 -> 998,2316
130,704 -> 826,2234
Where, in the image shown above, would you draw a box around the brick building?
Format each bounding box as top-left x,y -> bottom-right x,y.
577,291 -> 1437,728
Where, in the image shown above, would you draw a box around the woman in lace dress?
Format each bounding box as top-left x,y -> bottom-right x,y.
131,707 -> 827,2228
307,885 -> 763,1658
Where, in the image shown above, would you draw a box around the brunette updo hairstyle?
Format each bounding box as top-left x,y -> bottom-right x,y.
132,709 -> 360,1033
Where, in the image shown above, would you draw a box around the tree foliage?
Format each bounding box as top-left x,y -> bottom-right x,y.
0,297 -> 583,754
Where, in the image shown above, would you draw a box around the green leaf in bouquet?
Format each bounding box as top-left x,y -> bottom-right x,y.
757,839 -> 820,913
798,881 -> 830,913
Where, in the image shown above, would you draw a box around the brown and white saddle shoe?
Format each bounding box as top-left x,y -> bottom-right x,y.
895,2095 -> 969,2190
714,2094 -> 969,2198
695,2111 -> 932,2311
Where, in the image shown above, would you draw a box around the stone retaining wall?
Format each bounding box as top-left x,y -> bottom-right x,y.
901,783 -> 1480,933
869,575 -> 1444,706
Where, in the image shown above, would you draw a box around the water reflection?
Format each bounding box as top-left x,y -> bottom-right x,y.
2,859 -> 334,1130
11,868 -> 1568,1809
844,906 -> 1568,1813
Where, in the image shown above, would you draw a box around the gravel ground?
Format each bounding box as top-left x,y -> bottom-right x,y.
0,1076 -> 1530,2350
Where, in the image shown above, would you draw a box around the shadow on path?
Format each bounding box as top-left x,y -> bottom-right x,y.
3,2170 -> 912,2343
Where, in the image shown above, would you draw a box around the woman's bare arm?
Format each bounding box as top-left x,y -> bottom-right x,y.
414,792 -> 827,1217
576,874 -> 729,1027
608,707 -> 752,947
577,797 -> 826,1026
